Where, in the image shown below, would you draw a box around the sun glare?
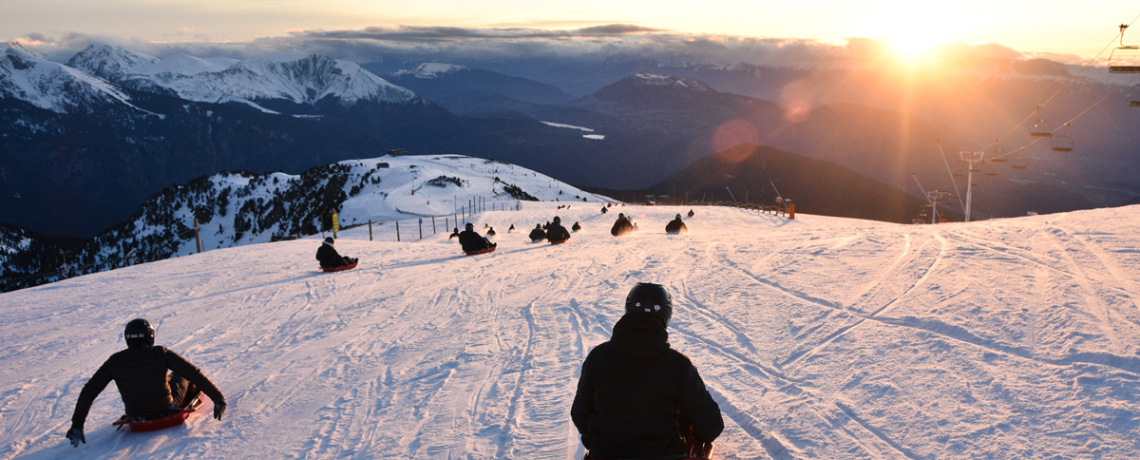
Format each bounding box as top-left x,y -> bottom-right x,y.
852,4 -> 954,61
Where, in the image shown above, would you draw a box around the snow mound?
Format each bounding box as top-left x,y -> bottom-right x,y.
4,203 -> 1140,459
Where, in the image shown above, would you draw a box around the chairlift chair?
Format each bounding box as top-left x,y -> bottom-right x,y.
985,172 -> 997,176
990,158 -> 1008,163
1030,107 -> 1053,137
1011,165 -> 1027,170
1110,24 -> 1140,73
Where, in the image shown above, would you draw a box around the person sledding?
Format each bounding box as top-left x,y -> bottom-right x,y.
529,224 -> 547,243
459,223 -> 497,254
572,283 -> 723,460
547,216 -> 571,244
610,213 -> 635,237
665,214 -> 688,235
67,319 -> 226,447
316,237 -> 357,269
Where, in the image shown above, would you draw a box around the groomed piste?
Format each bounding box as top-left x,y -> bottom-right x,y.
3,203 -> 1140,459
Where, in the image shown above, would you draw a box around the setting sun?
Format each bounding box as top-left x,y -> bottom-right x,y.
850,4 -> 963,60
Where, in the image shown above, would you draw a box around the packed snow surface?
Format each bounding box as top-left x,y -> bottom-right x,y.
3,204 -> 1140,459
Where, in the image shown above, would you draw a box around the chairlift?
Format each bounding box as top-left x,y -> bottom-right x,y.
1030,106 -> 1052,137
968,169 -> 982,173
985,172 -> 997,176
1110,24 -> 1140,73
1011,165 -> 1027,170
1052,123 -> 1074,152
952,174 -> 964,178
1132,100 -> 1140,107
990,158 -> 1008,163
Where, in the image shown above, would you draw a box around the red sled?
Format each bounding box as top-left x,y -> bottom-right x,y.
112,396 -> 203,432
321,261 -> 358,272
549,239 -> 569,245
465,246 -> 497,256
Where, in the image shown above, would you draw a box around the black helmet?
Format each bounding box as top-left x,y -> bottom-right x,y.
465,223 -> 474,230
625,282 -> 673,327
324,237 -> 334,244
124,318 -> 155,348
553,216 -> 561,224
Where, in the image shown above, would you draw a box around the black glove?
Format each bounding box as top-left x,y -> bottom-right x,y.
213,401 -> 227,421
66,424 -> 85,447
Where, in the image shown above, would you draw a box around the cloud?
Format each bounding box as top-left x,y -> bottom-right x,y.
11,25 -> 1055,73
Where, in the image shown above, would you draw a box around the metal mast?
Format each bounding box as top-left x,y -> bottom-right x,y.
959,151 -> 985,222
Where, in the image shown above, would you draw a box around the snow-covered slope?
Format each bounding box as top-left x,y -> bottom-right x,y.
3,203 -> 1140,459
68,44 -> 417,108
0,42 -> 137,113
392,62 -> 467,79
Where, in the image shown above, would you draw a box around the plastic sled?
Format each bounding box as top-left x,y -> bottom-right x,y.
112,396 -> 203,432
549,239 -> 568,245
321,261 -> 358,272
465,246 -> 497,256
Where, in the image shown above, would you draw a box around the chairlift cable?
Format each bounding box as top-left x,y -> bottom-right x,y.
979,11 -> 1140,154
990,72 -> 1140,160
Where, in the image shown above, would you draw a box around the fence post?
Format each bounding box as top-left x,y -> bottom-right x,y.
396,221 -> 401,242
419,218 -> 423,240
368,220 -> 373,241
432,216 -> 436,234
194,218 -> 202,254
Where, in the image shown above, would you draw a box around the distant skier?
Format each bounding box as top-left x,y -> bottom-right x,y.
687,209 -> 695,218
487,227 -> 497,238
601,206 -> 609,214
459,223 -> 496,253
529,224 -> 547,243
611,213 -> 634,237
547,216 -> 570,244
665,214 -> 688,235
449,227 -> 460,240
572,222 -> 582,232
67,319 -> 226,447
571,283 -> 723,460
508,224 -> 517,233
316,237 -> 357,269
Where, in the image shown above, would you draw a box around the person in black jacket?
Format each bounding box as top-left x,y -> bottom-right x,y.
316,237 -> 356,268
529,224 -> 547,243
571,283 -> 723,460
458,223 -> 496,252
67,319 -> 226,447
610,213 -> 634,237
547,216 -> 570,243
665,214 -> 688,235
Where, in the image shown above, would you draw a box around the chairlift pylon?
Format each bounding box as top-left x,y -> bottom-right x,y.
1110,24 -> 1140,73
1052,123 -> 1074,152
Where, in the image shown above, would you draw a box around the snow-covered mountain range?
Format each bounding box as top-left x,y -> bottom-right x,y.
67,44 -> 418,112
0,154 -> 609,292
0,42 -> 139,113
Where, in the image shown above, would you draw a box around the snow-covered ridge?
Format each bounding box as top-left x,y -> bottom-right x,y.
0,155 -> 610,291
0,42 -> 138,113
632,72 -> 711,91
392,62 -> 467,79
67,44 -> 418,107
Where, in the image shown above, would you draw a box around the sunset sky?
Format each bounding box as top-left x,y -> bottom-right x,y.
6,0 -> 1139,60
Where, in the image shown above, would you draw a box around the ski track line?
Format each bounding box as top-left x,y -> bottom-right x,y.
704,384 -> 797,460
1049,223 -> 1140,315
1039,224 -> 1124,352
781,232 -> 946,369
943,230 -> 1075,278
837,231 -> 914,311
832,402 -> 921,460
672,322 -> 907,460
